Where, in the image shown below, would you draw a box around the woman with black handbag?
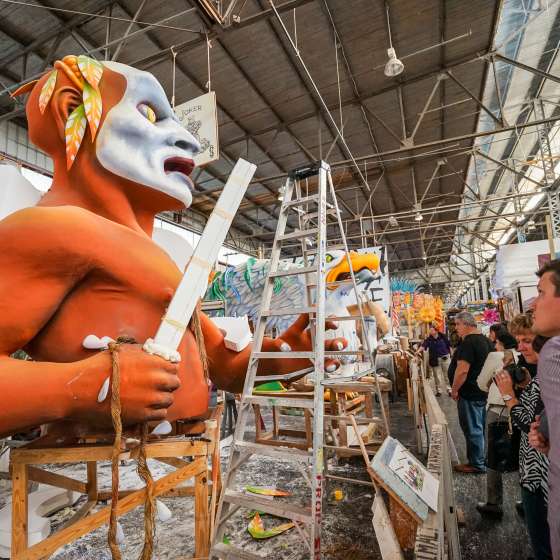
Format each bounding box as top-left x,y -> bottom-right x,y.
476,331 -> 520,517
495,334 -> 552,560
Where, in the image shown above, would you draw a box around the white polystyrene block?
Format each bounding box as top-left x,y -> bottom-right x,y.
210,316 -> 252,352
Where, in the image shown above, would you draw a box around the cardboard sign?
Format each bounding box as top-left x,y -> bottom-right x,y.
175,91 -> 219,167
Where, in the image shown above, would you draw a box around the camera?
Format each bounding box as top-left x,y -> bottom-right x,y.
503,362 -> 529,385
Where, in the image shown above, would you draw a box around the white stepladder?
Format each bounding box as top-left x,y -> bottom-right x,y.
210,161 -> 390,559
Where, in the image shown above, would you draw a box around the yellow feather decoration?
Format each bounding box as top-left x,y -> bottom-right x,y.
65,104 -> 87,170
83,82 -> 103,141
38,70 -> 57,114
77,55 -> 103,90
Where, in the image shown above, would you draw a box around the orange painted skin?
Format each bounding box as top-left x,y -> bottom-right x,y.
0,64 -> 346,438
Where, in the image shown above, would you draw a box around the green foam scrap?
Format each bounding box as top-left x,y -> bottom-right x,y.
253,381 -> 286,392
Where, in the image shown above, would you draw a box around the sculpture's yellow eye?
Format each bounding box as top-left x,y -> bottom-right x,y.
138,103 -> 157,123
326,254 -> 333,263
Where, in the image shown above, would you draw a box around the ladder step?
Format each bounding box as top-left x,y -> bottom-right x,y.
269,265 -> 316,278
282,194 -> 318,208
262,306 -> 316,316
253,351 -> 314,359
244,395 -> 315,409
223,490 -> 312,524
253,367 -> 314,382
211,542 -> 264,560
233,441 -> 312,462
277,227 -> 318,241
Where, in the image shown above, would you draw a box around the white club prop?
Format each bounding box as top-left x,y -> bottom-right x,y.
95,159 -> 256,434
143,158 -> 256,360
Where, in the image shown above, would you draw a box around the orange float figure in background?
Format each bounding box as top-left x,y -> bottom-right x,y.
0,55 -> 346,437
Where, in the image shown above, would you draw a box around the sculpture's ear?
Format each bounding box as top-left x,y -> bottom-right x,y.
50,86 -> 83,142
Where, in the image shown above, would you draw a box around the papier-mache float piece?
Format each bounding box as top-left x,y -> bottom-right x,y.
0,52 -> 348,443
206,249 -> 385,360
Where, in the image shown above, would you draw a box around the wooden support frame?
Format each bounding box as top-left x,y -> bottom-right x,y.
9,425 -> 220,560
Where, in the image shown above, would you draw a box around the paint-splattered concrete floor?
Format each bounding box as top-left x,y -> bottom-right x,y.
0,390 -> 532,559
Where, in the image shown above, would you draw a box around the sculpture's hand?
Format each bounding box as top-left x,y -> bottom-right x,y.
273,313 -> 348,373
67,344 -> 180,426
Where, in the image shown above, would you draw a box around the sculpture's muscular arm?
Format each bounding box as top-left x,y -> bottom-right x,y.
201,312 -> 345,393
0,206 -> 96,435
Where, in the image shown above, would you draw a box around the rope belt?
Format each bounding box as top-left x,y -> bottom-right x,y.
108,337 -> 155,560
105,303 -> 208,559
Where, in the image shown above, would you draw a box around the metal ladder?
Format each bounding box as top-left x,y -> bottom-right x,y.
210,161 -> 389,559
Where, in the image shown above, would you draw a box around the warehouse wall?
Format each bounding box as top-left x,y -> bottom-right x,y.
0,120 -> 53,173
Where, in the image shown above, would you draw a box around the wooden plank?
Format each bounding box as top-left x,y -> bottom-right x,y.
18,458 -> 207,560
372,494 -> 405,560
11,440 -> 209,464
86,462 -> 97,502
194,469 -> 210,558
26,466 -> 87,494
11,463 -> 28,556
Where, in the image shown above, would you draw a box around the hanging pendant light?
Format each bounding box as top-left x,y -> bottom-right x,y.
383,4 -> 404,78
384,47 -> 404,77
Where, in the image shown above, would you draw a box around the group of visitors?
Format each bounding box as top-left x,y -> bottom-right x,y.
418,259 -> 560,560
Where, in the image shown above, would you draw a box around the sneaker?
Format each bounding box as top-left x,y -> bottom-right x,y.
476,502 -> 503,516
453,463 -> 485,474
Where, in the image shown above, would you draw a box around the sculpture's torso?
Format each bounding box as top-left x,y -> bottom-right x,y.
24,205 -> 209,428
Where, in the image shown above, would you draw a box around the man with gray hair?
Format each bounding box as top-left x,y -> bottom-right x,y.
451,311 -> 493,473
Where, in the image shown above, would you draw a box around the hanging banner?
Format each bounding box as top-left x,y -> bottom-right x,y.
174,91 -> 219,167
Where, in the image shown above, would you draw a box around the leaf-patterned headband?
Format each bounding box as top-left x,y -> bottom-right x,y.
12,55 -> 104,170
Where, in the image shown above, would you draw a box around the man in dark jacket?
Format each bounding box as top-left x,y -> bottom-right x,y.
418,324 -> 451,396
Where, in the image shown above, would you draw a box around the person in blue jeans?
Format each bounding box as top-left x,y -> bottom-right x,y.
450,311 -> 493,473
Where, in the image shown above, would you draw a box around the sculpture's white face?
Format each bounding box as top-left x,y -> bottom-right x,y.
96,62 -> 200,207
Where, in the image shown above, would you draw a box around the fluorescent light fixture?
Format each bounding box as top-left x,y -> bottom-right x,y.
498,227 -> 515,245
384,47 -> 404,77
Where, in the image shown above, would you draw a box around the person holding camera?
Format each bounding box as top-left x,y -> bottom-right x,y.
495,332 -> 552,560
476,331 -> 519,516
417,324 -> 451,396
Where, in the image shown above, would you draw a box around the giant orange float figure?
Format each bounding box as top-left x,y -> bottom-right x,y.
0,55 -> 347,438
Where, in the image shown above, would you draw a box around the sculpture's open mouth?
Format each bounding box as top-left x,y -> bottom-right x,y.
164,157 -> 195,179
